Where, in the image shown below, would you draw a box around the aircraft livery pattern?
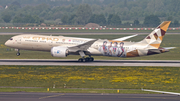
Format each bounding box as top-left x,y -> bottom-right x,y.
98,41 -> 126,57
5,21 -> 173,61
97,21 -> 171,57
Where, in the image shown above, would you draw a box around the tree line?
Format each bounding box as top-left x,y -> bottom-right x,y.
0,0 -> 179,27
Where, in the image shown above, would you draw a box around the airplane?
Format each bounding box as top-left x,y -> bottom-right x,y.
5,21 -> 175,62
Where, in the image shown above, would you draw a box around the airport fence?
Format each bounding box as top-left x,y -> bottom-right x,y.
0,27 -> 179,31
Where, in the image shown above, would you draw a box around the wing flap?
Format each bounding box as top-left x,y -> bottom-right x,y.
68,39 -> 97,52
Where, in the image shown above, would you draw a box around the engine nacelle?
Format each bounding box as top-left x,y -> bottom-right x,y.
51,46 -> 69,57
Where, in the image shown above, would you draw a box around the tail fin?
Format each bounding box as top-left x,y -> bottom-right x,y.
140,21 -> 171,49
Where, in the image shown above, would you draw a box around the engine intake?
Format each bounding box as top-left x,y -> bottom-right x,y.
51,46 -> 69,57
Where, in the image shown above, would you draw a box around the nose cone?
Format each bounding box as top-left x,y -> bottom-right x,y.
5,40 -> 10,47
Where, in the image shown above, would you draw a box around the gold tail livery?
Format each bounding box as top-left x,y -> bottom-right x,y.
5,21 -> 175,62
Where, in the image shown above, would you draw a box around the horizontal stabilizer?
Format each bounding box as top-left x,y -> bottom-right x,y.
142,89 -> 180,96
148,49 -> 161,54
113,34 -> 138,41
163,47 -> 176,50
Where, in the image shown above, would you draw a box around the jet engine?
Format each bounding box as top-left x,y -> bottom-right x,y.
51,46 -> 69,57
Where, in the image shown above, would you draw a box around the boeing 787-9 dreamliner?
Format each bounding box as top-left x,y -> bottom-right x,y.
5,21 -> 175,62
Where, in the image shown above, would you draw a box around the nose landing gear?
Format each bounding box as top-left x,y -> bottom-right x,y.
16,49 -> 20,56
16,52 -> 20,56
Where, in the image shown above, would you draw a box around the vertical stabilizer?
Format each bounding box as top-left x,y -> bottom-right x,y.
139,21 -> 171,49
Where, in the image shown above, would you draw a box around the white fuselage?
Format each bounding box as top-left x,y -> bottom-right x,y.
4,34 -> 167,58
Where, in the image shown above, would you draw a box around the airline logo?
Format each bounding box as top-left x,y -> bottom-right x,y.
23,36 -> 60,41
57,50 -> 60,54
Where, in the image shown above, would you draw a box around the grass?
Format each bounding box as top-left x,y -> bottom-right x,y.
0,34 -> 180,60
0,66 -> 180,93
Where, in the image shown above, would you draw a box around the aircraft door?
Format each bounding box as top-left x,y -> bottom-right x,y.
17,37 -> 21,44
48,40 -> 53,46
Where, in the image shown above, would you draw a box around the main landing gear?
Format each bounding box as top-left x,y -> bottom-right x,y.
78,57 -> 94,62
16,49 -> 20,56
78,51 -> 94,62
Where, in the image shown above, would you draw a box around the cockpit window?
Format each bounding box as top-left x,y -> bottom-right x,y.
9,38 -> 13,40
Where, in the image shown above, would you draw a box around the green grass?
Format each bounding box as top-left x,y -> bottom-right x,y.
0,66 -> 180,93
0,34 -> 180,60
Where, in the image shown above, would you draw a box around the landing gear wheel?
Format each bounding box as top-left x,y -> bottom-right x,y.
89,57 -> 94,62
78,58 -> 84,62
78,57 -> 94,62
16,52 -> 20,56
85,57 -> 90,62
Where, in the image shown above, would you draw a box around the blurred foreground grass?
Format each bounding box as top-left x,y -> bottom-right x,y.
0,34 -> 179,60
0,66 -> 180,93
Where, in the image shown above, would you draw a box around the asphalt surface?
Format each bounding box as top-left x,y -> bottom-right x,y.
0,92 -> 179,101
0,59 -> 180,67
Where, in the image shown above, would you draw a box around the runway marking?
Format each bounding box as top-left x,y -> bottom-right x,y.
1,59 -> 180,67
39,94 -> 64,99
122,96 -> 178,100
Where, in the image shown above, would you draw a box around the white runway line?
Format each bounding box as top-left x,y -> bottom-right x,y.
0,59 -> 180,67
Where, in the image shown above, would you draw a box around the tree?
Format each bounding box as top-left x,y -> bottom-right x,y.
1,14 -> 11,23
167,16 -> 173,21
76,4 -> 92,25
68,14 -> 77,25
9,1 -> 21,11
144,15 -> 160,27
109,14 -> 121,25
88,14 -> 96,23
134,19 -> 139,25
88,14 -> 106,25
124,0 -> 127,7
12,16 -> 22,23
107,14 -> 113,25
174,20 -> 179,27
61,15 -> 69,24
95,14 -> 106,25
12,14 -> 44,24
11,1 -> 21,8
23,15 -> 35,23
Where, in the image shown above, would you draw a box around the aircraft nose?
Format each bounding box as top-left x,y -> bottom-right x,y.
5,40 -> 10,47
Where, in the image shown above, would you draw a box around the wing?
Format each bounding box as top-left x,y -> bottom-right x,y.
113,34 -> 138,41
142,89 -> 180,96
68,39 -> 97,52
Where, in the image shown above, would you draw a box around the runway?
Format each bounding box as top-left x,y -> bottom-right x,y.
0,92 -> 179,101
0,59 -> 180,67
